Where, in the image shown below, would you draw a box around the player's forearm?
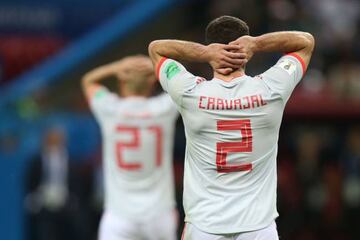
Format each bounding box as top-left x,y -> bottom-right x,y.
252,31 -> 315,54
82,65 -> 116,99
149,40 -> 209,64
82,64 -> 117,87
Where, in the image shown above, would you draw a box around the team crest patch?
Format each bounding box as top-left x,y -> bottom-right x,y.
165,62 -> 180,79
279,59 -> 296,75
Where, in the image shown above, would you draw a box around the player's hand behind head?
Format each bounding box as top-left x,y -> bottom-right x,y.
204,43 -> 247,75
115,55 -> 155,82
229,36 -> 256,63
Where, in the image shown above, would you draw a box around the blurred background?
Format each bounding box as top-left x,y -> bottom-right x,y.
0,0 -> 359,239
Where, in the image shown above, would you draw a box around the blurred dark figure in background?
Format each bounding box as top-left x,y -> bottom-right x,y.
341,125 -> 360,239
24,127 -> 91,240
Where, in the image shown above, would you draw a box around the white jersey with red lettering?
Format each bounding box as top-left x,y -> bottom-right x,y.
90,90 -> 179,220
157,54 -> 305,234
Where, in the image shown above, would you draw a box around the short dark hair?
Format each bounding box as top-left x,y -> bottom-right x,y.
205,16 -> 249,44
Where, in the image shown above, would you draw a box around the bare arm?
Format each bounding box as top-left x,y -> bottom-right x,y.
81,63 -> 119,99
231,31 -> 315,69
148,40 -> 247,75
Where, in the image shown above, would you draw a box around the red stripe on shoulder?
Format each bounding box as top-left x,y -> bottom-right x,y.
156,57 -> 168,80
286,53 -> 306,75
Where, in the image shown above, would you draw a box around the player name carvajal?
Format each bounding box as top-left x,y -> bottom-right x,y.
198,94 -> 267,110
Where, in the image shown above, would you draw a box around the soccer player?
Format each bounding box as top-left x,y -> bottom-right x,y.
149,16 -> 314,240
82,55 -> 179,240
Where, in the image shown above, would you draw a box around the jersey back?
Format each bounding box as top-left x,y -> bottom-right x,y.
158,54 -> 305,233
90,90 -> 179,219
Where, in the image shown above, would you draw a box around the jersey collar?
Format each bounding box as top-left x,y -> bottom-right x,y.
211,75 -> 248,85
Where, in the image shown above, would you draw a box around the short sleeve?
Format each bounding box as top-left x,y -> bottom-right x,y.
260,53 -> 306,102
156,58 -> 198,107
89,86 -> 118,121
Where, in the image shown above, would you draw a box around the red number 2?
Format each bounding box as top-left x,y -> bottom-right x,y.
216,120 -> 253,173
116,126 -> 162,170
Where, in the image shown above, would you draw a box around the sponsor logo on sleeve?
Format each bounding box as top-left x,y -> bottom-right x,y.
165,62 -> 180,80
94,89 -> 106,99
279,59 -> 296,75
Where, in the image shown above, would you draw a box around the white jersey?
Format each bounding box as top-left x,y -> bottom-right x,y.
158,54 -> 305,234
90,89 -> 179,220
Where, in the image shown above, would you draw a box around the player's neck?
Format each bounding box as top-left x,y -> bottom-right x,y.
120,90 -> 149,98
213,69 -> 246,82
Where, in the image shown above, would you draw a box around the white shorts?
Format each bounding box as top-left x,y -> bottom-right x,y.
181,221 -> 279,240
99,210 -> 178,240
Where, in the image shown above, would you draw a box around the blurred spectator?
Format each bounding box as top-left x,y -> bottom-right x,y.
341,125 -> 360,239
300,0 -> 360,47
24,126 -> 91,240
329,61 -> 360,100
342,126 -> 360,204
299,68 -> 326,95
267,0 -> 298,31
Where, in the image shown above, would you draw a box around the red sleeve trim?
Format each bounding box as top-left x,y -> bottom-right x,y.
156,57 -> 168,80
286,53 -> 306,75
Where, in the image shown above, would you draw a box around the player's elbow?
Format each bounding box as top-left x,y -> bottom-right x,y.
148,40 -> 161,57
302,32 -> 315,52
81,74 -> 91,90
81,74 -> 88,86
149,40 -> 166,64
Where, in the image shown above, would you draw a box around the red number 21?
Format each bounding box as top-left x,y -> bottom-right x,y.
116,126 -> 162,170
216,120 -> 253,173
